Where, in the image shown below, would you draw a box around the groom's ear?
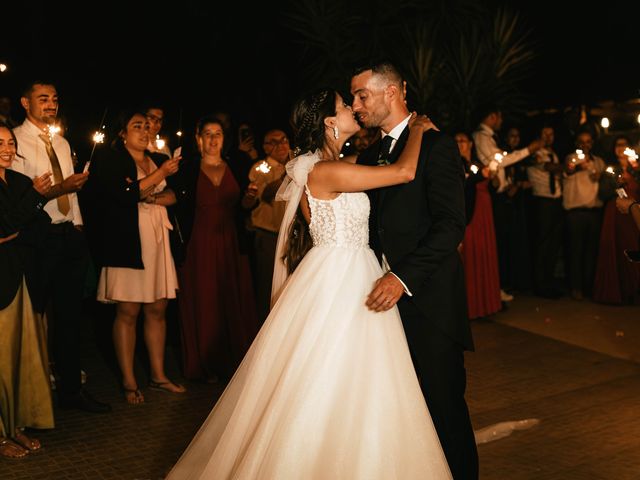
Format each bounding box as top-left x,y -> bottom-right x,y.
384,83 -> 399,102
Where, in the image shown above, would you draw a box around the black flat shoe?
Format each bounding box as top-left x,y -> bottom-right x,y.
58,389 -> 112,414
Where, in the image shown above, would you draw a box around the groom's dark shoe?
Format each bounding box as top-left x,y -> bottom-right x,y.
58,389 -> 112,414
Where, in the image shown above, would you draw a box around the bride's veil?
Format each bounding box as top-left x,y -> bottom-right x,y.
270,150 -> 322,307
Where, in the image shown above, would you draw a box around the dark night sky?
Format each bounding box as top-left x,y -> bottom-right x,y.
2,0 -> 638,154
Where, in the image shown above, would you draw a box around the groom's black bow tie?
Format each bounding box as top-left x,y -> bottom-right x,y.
378,135 -> 394,163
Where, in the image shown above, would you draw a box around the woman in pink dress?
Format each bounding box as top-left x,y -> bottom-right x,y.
87,110 -> 185,404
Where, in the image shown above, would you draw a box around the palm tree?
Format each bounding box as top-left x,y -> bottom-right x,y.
281,0 -> 536,131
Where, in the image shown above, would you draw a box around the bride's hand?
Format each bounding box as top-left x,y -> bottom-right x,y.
408,112 -> 439,132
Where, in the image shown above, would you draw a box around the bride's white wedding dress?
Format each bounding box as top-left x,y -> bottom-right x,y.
167,153 -> 451,479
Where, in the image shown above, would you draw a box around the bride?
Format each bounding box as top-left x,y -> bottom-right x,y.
166,89 -> 451,479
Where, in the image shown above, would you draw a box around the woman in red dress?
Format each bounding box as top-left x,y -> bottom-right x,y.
177,116 -> 258,382
593,135 -> 640,304
456,131 -> 502,319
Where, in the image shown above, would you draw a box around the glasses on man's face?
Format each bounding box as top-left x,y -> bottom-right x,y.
147,114 -> 163,124
265,138 -> 289,146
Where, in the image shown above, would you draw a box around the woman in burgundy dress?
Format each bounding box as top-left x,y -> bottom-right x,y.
177,116 -> 258,382
456,131 -> 502,319
593,135 -> 640,304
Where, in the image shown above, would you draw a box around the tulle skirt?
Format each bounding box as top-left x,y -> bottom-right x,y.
167,245 -> 451,479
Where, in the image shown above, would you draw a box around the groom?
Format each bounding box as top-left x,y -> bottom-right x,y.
351,60 -> 478,479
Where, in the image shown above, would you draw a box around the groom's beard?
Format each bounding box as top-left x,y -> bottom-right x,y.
357,107 -> 390,129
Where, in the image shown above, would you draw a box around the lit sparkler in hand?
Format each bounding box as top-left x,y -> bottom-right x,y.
571,149 -> 586,165
255,160 -> 272,174
489,152 -> 503,172
624,147 -> 638,168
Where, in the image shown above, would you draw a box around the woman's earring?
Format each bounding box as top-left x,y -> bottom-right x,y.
333,126 -> 339,139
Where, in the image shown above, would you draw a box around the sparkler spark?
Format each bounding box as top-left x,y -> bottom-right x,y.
92,131 -> 105,144
255,160 -> 271,174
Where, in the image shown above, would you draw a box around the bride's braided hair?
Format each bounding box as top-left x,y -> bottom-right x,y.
291,89 -> 336,156
284,88 -> 338,274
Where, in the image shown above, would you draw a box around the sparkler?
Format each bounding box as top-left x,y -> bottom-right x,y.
255,160 -> 272,174
624,147 -> 638,167
47,124 -> 61,137
92,131 -> 105,144
489,152 -> 503,172
176,107 -> 183,140
571,149 -> 586,164
87,107 -> 108,169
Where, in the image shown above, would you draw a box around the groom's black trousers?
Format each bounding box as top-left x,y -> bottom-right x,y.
398,298 -> 479,480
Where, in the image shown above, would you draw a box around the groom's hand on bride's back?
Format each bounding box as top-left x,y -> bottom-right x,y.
366,273 -> 404,312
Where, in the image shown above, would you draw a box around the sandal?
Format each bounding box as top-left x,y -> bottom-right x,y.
13,428 -> 41,452
149,379 -> 186,394
122,386 -> 144,405
0,438 -> 28,459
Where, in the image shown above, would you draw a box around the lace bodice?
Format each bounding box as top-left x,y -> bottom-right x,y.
305,187 -> 370,249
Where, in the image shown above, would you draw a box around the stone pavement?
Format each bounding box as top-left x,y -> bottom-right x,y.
2,297 -> 640,479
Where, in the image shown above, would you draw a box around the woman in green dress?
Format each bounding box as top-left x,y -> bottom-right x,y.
0,122 -> 54,458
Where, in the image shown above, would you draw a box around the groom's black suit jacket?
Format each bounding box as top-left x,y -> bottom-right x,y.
358,127 -> 474,351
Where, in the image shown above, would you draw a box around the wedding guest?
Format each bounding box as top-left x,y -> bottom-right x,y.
244,128 -> 290,322
456,131 -> 501,319
563,130 -> 605,300
145,105 -> 172,158
593,135 -> 640,304
12,80 -> 110,413
501,126 -> 533,292
0,122 -> 53,458
350,126 -> 377,155
527,125 -> 565,298
177,116 -> 259,382
473,106 -> 541,302
87,110 -> 184,404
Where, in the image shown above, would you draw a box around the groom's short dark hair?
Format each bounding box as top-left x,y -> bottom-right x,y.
352,58 -> 404,86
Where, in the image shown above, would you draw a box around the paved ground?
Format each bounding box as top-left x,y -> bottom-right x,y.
2,296 -> 639,479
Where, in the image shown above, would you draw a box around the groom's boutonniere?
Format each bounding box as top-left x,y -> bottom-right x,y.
377,158 -> 390,166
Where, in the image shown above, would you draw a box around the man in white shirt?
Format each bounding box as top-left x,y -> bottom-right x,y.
12,80 -> 110,413
473,107 -> 541,192
562,130 -> 605,300
145,105 -> 172,158
527,125 -> 565,298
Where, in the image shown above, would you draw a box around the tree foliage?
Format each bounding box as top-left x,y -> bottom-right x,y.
281,0 -> 536,131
